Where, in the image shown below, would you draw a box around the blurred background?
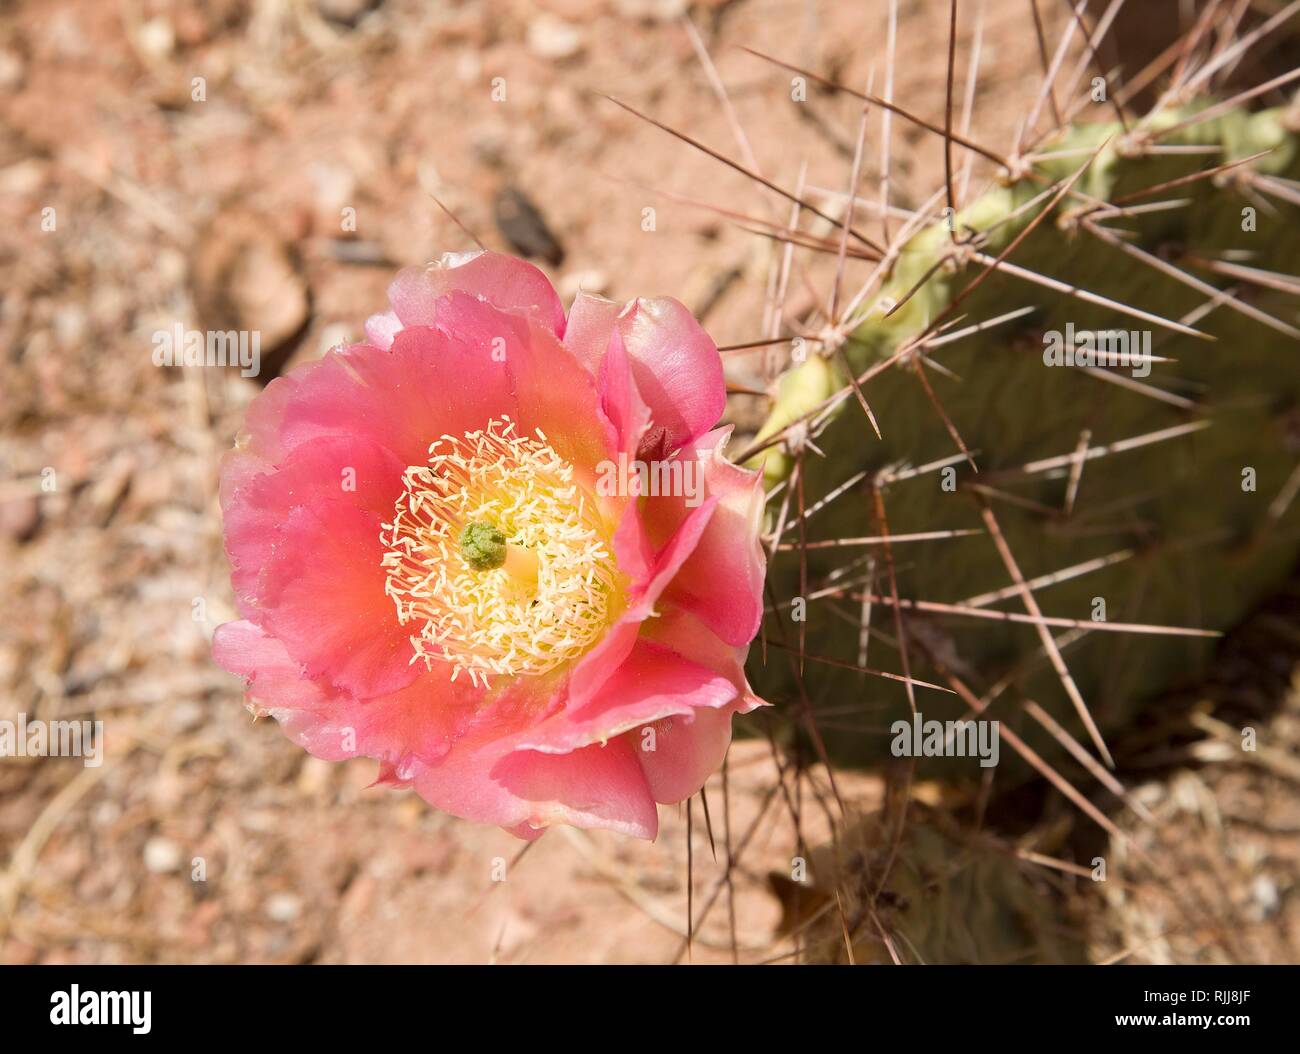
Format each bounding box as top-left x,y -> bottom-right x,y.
2,0 -> 1298,963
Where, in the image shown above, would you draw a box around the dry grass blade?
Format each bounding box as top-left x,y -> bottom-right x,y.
943,0 -> 960,227
427,189 -> 485,250
597,96 -> 886,258
1027,0 -> 1062,127
741,46 -> 1012,169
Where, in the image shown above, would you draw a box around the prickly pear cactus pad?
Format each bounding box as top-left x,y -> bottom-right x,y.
747,99 -> 1300,775
770,807 -> 1087,964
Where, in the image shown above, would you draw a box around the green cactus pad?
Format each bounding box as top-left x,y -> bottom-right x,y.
749,103 -> 1300,776
771,808 -> 1086,964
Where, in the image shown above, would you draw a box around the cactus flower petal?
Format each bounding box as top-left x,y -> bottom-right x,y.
387,250 -> 567,336
563,291 -> 727,457
659,427 -> 768,647
616,296 -> 727,457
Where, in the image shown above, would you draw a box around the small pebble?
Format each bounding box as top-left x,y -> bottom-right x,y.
0,494 -> 40,543
527,16 -> 583,61
169,699 -> 205,732
0,48 -> 24,91
614,0 -> 688,21
1251,875 -> 1279,916
144,836 -> 182,874
317,0 -> 379,26
136,18 -> 175,59
265,892 -> 302,923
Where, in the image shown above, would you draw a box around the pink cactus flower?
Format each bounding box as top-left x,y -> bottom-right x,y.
213,251 -> 767,839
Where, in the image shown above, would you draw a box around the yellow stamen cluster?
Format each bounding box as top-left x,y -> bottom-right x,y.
381,416 -> 619,687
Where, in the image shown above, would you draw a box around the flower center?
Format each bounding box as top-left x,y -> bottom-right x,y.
458,521 -> 507,571
381,416 -> 620,687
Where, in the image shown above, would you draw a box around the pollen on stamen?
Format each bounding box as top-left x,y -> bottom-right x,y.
380,416 -> 621,687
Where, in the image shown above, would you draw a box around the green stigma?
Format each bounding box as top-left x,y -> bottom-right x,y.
459,521 -> 507,571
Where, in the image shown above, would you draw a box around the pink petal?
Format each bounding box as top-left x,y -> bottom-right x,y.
634,494 -> 719,612
364,310 -> 401,350
404,683 -> 658,839
219,622 -> 655,837
488,736 -> 659,840
637,702 -> 742,804
563,290 -> 724,456
514,641 -> 737,754
255,500 -> 416,699
564,289 -> 621,376
632,609 -> 768,803
560,617 -> 642,714
214,619 -> 331,715
387,250 -> 566,337
568,494 -> 718,705
214,620 -> 485,766
239,295 -> 609,473
617,297 -> 725,457
596,327 -> 652,457
659,428 -> 767,646
429,292 -> 611,471
639,607 -> 764,707
220,436 -> 404,614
